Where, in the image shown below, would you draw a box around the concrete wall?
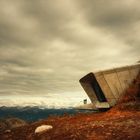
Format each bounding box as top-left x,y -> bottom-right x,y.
79,73 -> 98,104
79,64 -> 140,109
94,72 -> 117,106
80,82 -> 98,103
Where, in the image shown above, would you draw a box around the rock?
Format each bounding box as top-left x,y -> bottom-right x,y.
0,120 -> 8,132
35,125 -> 53,134
0,117 -> 28,132
5,129 -> 11,133
5,118 -> 28,129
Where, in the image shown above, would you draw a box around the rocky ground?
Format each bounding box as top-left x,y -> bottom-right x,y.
0,73 -> 140,140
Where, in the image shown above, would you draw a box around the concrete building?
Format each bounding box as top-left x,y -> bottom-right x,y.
79,64 -> 140,109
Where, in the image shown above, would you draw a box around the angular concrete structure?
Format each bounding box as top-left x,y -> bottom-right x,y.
79,64 -> 140,109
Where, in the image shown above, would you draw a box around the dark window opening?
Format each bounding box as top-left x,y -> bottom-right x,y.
80,73 -> 107,102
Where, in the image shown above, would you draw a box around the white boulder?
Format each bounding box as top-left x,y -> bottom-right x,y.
35,125 -> 53,134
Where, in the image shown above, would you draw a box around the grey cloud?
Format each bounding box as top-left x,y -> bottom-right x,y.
76,0 -> 140,28
76,0 -> 140,43
0,0 -> 79,47
0,0 -> 139,96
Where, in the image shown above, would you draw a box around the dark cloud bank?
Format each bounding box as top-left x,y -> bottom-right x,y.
0,0 -> 139,96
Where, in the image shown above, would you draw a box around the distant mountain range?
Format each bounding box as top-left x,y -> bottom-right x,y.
0,106 -> 96,122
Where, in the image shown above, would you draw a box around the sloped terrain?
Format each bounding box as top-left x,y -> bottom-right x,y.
0,73 -> 140,140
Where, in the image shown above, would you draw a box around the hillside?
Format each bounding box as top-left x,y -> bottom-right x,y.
0,72 -> 140,140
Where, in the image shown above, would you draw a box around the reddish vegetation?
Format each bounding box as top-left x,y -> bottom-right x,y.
0,73 -> 140,140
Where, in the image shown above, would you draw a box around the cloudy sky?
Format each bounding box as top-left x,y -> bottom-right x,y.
0,0 -> 139,107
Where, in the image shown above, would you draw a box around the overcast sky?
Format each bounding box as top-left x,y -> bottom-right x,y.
0,0 -> 139,106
